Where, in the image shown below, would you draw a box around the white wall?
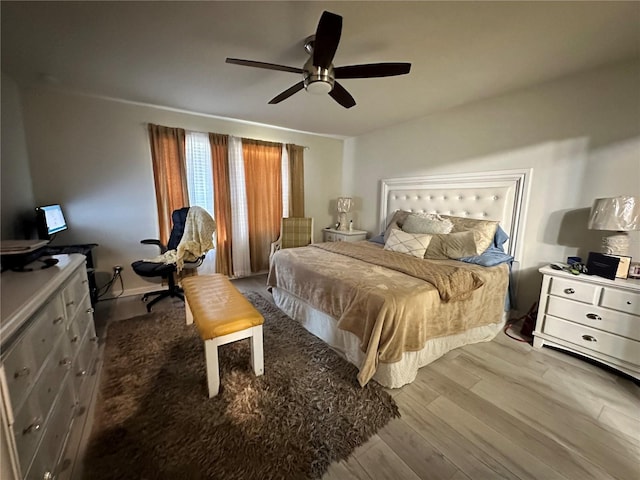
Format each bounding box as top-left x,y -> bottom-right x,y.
19,89 -> 343,294
1,73 -> 35,240
343,59 -> 640,311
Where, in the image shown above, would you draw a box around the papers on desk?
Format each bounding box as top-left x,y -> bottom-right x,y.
0,239 -> 49,255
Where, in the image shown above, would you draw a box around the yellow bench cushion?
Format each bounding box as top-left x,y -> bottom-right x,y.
182,274 -> 264,340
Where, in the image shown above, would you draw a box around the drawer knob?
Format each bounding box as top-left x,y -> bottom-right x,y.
77,369 -> 87,377
627,301 -> 632,305
82,279 -> 88,284
90,336 -> 98,342
582,334 -> 597,342
66,300 -> 75,307
14,367 -> 30,379
23,419 -> 41,435
59,357 -> 72,368
586,313 -> 602,321
71,335 -> 79,343
43,471 -> 54,480
53,316 -> 64,325
86,307 -> 95,314
564,288 -> 575,294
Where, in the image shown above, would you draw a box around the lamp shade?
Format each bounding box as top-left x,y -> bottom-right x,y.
588,196 -> 640,231
337,197 -> 353,213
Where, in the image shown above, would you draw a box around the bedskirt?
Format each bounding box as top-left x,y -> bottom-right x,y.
272,287 -> 506,388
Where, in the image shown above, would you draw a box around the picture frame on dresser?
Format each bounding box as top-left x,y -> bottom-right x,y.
533,265 -> 640,381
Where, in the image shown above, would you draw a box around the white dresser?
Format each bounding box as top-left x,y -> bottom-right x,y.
533,265 -> 640,380
1,254 -> 99,480
322,228 -> 367,242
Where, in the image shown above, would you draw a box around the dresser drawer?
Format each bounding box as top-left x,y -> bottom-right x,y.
13,337 -> 73,468
3,297 -> 66,411
25,378 -> 75,480
546,296 -> 640,340
600,288 -> 640,316
542,316 -> 640,365
72,329 -> 98,397
62,268 -> 89,322
323,231 -> 337,242
66,295 -> 94,360
548,276 -> 597,304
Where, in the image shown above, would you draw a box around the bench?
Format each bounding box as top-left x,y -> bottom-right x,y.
182,274 -> 264,398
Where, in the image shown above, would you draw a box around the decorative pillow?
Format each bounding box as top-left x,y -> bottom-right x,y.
424,231 -> 478,260
441,215 -> 499,255
384,228 -> 432,258
402,213 -> 454,235
383,210 -> 411,242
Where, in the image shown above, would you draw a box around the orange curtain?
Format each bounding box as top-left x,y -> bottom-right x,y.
148,124 -> 188,244
242,138 -> 283,272
210,133 -> 233,276
286,144 -> 305,217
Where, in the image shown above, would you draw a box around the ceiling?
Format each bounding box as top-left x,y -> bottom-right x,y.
2,1 -> 639,138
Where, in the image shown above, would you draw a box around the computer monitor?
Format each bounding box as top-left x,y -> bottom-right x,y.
36,204 -> 68,239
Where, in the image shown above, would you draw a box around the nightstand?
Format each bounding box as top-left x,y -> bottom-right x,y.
322,228 -> 367,242
533,265 -> 640,380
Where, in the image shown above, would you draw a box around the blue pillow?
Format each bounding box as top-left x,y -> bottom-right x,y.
493,225 -> 509,248
459,226 -> 513,267
369,233 -> 385,245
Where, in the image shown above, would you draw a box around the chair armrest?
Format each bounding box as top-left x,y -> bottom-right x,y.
269,237 -> 282,264
140,239 -> 168,254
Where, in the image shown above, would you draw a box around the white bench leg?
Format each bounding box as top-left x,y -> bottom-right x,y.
250,325 -> 264,377
204,339 -> 220,398
185,299 -> 194,326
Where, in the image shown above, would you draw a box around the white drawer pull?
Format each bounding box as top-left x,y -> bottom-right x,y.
59,357 -> 72,368
66,300 -> 75,307
586,313 -> 602,321
23,419 -> 41,435
43,471 -> 54,480
564,288 -> 575,294
77,369 -> 87,377
86,307 -> 95,314
53,316 -> 64,325
582,334 -> 597,342
14,367 -> 30,378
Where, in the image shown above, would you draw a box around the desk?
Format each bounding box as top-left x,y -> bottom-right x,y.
41,244 -> 99,305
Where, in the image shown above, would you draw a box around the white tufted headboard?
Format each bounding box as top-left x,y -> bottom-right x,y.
379,169 -> 531,261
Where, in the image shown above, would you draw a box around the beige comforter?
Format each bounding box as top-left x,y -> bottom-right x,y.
267,241 -> 509,386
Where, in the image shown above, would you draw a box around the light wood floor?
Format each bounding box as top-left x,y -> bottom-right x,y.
91,274 -> 640,480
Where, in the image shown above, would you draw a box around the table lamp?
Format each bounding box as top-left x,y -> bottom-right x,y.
588,195 -> 639,256
336,197 -> 353,231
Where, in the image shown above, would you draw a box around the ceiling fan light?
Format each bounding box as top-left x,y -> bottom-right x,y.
305,81 -> 332,95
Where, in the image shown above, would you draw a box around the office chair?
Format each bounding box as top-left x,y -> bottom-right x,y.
131,207 -> 213,312
269,217 -> 314,264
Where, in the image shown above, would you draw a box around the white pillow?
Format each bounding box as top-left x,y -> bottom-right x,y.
402,213 -> 453,235
384,228 -> 432,258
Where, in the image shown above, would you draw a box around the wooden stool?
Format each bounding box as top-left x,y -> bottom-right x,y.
182,274 -> 264,398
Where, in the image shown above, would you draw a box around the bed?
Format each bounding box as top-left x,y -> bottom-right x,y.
267,169 -> 530,388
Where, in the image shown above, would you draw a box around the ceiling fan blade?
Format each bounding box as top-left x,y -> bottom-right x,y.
313,11 -> 342,68
269,81 -> 305,104
226,58 -> 303,74
329,81 -> 356,109
334,63 -> 412,79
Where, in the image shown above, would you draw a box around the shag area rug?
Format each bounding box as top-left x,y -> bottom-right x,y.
83,292 -> 399,480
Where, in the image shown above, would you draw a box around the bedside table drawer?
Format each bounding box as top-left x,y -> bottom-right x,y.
548,277 -> 597,304
600,288 -> 640,316
542,316 -> 640,365
546,296 -> 640,340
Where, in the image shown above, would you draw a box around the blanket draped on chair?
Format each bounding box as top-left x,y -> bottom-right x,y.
148,206 -> 216,271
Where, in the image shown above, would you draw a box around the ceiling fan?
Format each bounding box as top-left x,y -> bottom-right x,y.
226,11 -> 411,109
